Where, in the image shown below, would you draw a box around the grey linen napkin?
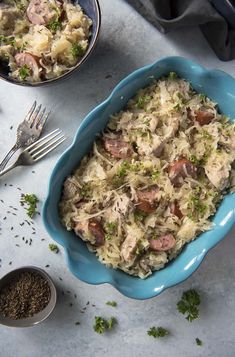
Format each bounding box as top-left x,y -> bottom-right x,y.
126,0 -> 235,61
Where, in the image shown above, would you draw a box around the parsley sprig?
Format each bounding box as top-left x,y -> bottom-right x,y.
147,327 -> 169,338
136,95 -> 151,109
20,193 -> 39,218
49,243 -> 59,253
93,316 -> 117,334
177,289 -> 201,322
71,43 -> 85,58
106,301 -> 117,307
19,65 -> 30,80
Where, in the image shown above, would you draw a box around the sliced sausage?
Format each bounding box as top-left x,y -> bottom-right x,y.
88,219 -> 105,247
26,0 -> 59,25
188,108 -> 214,125
73,220 -> 88,237
136,186 -> 158,213
170,201 -> 183,219
195,110 -> 214,125
15,52 -> 40,79
104,138 -> 133,159
149,234 -> 175,251
169,158 -> 197,187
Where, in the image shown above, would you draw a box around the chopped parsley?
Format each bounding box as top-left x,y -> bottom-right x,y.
201,130 -> 213,140
147,327 -> 169,338
47,20 -> 62,32
93,316 -> 117,334
49,243 -> 59,253
199,93 -> 206,102
20,194 -> 39,218
136,95 -> 151,109
71,43 -> 85,58
168,71 -> 177,80
189,194 -> 207,218
104,222 -> 117,241
134,210 -> 146,222
0,35 -> 16,47
106,301 -> 117,307
19,64 -> 31,80
80,183 -> 91,198
195,338 -> 202,346
151,170 -> 160,180
177,289 -> 201,322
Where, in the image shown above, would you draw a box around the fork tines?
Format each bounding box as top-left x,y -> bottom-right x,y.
26,129 -> 66,161
25,100 -> 50,129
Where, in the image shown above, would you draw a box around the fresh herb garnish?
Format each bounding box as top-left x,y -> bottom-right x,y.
104,222 -> 117,240
71,43 -> 85,58
199,93 -> 206,102
80,183 -> 90,198
147,327 -> 169,338
151,170 -> 160,180
201,130 -> 212,140
195,338 -> 202,346
189,195 -> 207,218
168,71 -> 177,80
47,20 -> 62,32
106,301 -> 117,307
49,243 -> 59,254
136,95 -> 151,109
134,210 -> 146,222
20,194 -> 39,218
93,316 -> 117,334
177,289 -> 201,322
18,64 -> 30,80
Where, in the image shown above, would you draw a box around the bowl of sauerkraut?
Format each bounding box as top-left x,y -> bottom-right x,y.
0,0 -> 100,86
43,56 -> 235,299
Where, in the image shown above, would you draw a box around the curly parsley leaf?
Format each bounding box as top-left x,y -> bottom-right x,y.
177,289 -> 201,322
93,316 -> 117,334
106,301 -> 117,307
20,193 -> 39,218
136,95 -> 151,109
18,64 -> 31,80
49,243 -> 59,253
71,43 -> 85,58
147,327 -> 169,338
47,20 -> 62,32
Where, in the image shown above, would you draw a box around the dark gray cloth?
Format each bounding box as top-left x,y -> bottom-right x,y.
126,0 -> 235,61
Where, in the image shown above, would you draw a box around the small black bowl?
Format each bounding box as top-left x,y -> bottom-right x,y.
0,0 -> 101,87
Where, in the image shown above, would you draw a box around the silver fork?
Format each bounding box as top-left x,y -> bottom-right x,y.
0,101 -> 50,171
0,129 -> 66,178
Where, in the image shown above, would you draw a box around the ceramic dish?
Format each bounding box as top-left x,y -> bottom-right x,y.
0,0 -> 101,87
43,56 -> 235,300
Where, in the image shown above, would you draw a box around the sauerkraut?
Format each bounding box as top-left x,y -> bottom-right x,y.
59,73 -> 235,278
0,0 -> 92,82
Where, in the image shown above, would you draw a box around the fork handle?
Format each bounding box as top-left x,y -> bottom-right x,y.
0,161 -> 19,178
0,144 -> 19,172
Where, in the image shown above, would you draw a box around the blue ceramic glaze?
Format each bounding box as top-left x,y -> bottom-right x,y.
43,56 -> 235,300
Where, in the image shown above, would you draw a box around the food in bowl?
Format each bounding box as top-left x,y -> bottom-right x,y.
0,0 -> 92,82
59,73 -> 235,278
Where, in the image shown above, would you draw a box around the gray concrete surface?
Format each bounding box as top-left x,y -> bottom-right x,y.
0,0 -> 235,356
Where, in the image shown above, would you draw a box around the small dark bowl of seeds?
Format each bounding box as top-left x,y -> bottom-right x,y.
0,266 -> 57,327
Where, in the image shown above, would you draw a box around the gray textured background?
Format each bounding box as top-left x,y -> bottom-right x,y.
0,0 -> 235,356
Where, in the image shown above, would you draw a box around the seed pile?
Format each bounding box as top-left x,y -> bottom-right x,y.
0,271 -> 51,319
